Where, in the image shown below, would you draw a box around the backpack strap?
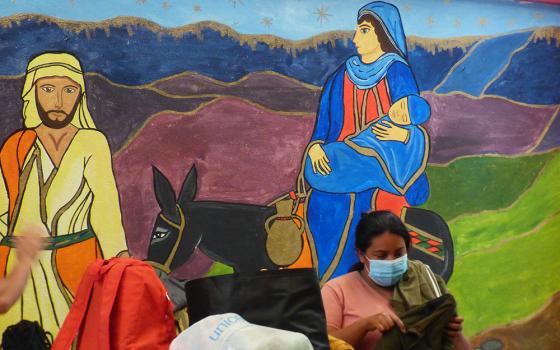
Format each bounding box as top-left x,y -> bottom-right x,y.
98,259 -> 129,349
52,259 -> 105,350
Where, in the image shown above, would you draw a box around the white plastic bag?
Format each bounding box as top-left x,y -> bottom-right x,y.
170,313 -> 313,350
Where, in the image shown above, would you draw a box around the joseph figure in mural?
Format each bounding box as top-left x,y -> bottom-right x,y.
304,2 -> 431,283
0,52 -> 128,335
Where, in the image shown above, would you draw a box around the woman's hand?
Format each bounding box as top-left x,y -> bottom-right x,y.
308,143 -> 331,176
447,316 -> 472,349
372,121 -> 409,143
446,316 -> 464,339
365,311 -> 406,333
388,97 -> 411,125
14,235 -> 45,266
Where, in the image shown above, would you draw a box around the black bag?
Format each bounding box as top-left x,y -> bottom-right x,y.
1,320 -> 52,350
185,268 -> 330,350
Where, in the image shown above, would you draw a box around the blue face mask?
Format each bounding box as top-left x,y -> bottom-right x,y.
365,254 -> 408,287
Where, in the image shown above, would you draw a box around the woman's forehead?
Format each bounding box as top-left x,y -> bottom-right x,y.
368,232 -> 406,249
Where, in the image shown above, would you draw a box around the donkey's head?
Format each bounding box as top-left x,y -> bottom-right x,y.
146,165 -> 200,272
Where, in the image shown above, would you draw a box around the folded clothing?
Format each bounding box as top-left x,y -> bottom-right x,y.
170,313 -> 313,350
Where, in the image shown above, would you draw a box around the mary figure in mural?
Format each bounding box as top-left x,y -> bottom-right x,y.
304,1 -> 431,283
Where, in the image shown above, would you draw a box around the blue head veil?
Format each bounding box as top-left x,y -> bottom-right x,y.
346,1 -> 408,89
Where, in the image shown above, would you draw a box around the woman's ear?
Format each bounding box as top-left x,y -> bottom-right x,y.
357,249 -> 368,266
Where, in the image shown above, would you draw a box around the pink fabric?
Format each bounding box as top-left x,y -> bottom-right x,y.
321,271 -> 396,350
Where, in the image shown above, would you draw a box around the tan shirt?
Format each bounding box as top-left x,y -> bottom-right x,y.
321,271 -> 398,350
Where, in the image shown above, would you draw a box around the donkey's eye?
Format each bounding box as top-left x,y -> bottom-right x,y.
152,227 -> 170,240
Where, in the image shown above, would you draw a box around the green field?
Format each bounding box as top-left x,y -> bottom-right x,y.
447,151 -> 560,336
448,212 -> 560,336
422,152 -> 553,222
450,151 -> 560,256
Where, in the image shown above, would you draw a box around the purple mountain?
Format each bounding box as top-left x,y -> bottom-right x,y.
152,71 -> 321,113
424,93 -> 556,163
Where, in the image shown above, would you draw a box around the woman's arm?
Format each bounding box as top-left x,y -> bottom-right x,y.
328,319 -> 370,348
0,236 -> 43,313
329,312 -> 406,348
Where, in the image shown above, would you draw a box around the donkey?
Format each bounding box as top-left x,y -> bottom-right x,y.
146,165 -> 278,273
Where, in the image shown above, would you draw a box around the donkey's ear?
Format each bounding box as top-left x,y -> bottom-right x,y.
178,165 -> 197,205
152,166 -> 179,219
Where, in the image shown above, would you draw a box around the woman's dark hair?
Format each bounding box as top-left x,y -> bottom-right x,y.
358,14 -> 399,54
350,210 -> 411,271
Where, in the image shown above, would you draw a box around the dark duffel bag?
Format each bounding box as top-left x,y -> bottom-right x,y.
185,268 -> 330,350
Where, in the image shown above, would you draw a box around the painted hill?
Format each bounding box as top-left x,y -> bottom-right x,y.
112,98 -> 315,278
535,108 -> 560,152
448,150 -> 560,335
1,15 -> 557,103
423,93 -> 557,163
0,14 -> 484,89
486,30 -> 560,104
435,31 -> 533,96
421,151 -> 554,221
151,71 -> 321,112
407,39 -> 479,91
0,15 -> 355,85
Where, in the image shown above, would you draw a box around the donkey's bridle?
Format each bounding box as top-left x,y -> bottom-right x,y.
158,204 -> 186,271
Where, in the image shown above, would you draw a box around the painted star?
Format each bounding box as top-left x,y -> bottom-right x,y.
261,17 -> 273,28
479,18 -> 488,27
193,4 -> 201,12
443,0 -> 451,4
229,0 -> 243,8
427,16 -> 435,28
453,19 -> 461,28
136,0 -> 147,4
533,12 -> 544,21
315,5 -> 332,25
403,4 -> 412,12
507,19 -> 517,27
162,0 -> 170,9
69,0 -> 75,6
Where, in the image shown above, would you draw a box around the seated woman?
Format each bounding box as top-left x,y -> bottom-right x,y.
321,211 -> 470,350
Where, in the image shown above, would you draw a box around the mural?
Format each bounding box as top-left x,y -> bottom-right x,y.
1,0 -> 559,348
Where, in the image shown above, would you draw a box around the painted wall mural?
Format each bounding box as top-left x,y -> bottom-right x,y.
1,0 -> 559,348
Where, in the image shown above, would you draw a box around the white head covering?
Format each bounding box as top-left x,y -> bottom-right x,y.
21,52 -> 96,129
